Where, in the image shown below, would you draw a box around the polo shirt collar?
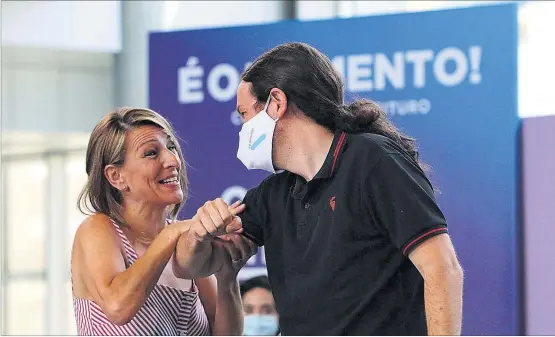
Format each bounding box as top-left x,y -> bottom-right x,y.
291,130 -> 348,197
313,130 -> 348,180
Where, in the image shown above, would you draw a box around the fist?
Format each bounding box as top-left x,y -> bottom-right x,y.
190,199 -> 245,242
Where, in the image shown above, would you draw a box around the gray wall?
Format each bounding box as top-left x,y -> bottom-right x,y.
2,47 -> 115,134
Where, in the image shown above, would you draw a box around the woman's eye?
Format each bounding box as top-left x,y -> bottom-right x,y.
145,149 -> 157,157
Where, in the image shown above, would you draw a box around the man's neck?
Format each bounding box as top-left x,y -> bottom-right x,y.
120,200 -> 168,243
281,123 -> 335,182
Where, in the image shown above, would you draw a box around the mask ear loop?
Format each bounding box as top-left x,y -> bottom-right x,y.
264,94 -> 278,121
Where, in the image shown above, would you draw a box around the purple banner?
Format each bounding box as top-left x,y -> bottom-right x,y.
523,116 -> 555,335
149,4 -> 520,334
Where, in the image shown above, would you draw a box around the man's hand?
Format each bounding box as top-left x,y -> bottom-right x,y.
213,233 -> 258,282
409,233 -> 464,336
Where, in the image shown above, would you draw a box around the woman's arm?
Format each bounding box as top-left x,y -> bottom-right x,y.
73,214 -> 188,325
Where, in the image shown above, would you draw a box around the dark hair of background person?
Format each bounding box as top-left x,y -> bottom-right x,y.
240,275 -> 272,297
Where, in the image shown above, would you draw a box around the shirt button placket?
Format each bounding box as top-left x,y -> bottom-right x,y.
298,200 -> 310,228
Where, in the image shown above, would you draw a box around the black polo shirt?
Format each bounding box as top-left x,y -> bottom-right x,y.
240,130 -> 448,335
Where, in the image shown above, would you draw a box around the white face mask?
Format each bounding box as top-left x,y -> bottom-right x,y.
237,95 -> 278,173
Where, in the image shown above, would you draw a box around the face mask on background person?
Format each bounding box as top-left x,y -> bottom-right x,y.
237,95 -> 278,173
243,314 -> 279,336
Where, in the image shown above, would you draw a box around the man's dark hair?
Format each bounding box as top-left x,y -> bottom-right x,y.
242,42 -> 426,171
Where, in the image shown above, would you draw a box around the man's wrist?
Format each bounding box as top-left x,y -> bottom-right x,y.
215,273 -> 239,290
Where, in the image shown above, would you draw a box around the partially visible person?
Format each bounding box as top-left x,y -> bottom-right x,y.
185,42 -> 464,335
71,107 -> 257,336
240,276 -> 279,336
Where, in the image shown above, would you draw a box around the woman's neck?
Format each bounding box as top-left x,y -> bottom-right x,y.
120,201 -> 168,244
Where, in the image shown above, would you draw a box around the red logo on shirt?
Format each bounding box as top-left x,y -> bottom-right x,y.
329,196 -> 336,211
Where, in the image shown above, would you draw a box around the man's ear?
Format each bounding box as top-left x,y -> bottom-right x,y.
104,164 -> 127,191
268,88 -> 288,120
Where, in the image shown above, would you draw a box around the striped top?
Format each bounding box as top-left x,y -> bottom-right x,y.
73,221 -> 211,336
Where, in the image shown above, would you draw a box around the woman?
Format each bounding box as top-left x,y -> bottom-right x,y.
240,276 -> 279,336
71,107 -> 256,335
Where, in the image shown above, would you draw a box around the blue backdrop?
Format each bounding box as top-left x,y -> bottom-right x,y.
149,4 -> 520,335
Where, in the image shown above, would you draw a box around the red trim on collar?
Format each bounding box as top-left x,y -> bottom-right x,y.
330,132 -> 346,177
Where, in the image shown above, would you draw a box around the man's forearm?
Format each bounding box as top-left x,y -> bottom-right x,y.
424,265 -> 464,335
212,277 -> 243,335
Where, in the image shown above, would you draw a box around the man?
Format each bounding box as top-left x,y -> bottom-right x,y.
189,42 -> 464,335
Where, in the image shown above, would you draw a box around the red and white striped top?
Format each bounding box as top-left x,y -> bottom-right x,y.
72,221 -> 211,336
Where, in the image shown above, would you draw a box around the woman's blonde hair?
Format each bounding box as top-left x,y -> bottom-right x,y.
77,107 -> 188,225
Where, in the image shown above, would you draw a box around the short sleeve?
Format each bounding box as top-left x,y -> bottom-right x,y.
240,185 -> 268,247
364,153 -> 448,256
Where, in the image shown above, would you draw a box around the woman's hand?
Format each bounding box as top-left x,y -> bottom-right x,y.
173,200 -> 248,280
190,199 -> 245,242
